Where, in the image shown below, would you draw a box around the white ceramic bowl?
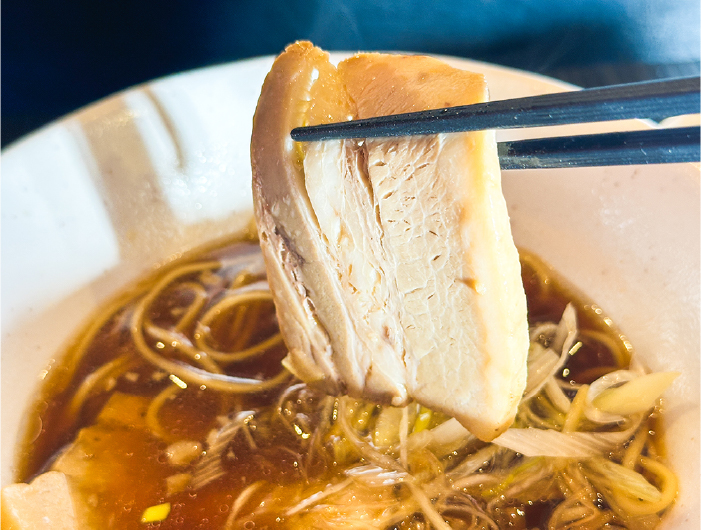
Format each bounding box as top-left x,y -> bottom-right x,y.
2,54 -> 698,527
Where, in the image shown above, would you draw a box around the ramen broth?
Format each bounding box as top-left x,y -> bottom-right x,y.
14,240 -> 672,529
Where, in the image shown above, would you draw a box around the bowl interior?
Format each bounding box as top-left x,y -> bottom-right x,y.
2,54 -> 698,527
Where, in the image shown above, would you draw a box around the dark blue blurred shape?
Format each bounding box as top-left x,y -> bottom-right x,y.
2,0 -> 699,146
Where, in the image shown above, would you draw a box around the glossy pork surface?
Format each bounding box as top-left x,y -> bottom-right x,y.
251,42 -> 529,441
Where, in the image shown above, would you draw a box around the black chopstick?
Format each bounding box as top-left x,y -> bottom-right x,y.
498,126 -> 700,169
290,76 -> 700,141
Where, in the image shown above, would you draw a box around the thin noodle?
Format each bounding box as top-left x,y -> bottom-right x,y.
206,330 -> 283,365
172,282 -> 209,333
579,329 -> 628,368
405,481 -> 451,530
131,279 -> 290,392
437,496 -> 499,530
229,270 -> 254,290
275,383 -> 309,436
305,396 -> 334,472
520,403 -> 563,430
224,480 -> 265,530
526,394 -> 566,429
144,323 -> 224,373
452,473 -> 502,491
223,305 -> 248,348
609,457 -> 678,516
221,272 -> 259,344
550,467 -> 599,529
285,478 -> 354,516
400,406 -> 409,469
520,252 -> 553,298
231,300 -> 263,352
545,377 -> 572,414
449,445 -> 500,481
194,290 -> 284,362
622,424 -> 649,469
242,419 -> 257,450
488,462 -> 553,512
58,293 -> 141,391
66,354 -> 135,420
145,384 -> 181,441
191,411 -> 255,490
562,385 -> 589,433
573,365 -> 620,385
375,505 -> 429,530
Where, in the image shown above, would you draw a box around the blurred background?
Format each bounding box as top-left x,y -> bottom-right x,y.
2,0 -> 699,147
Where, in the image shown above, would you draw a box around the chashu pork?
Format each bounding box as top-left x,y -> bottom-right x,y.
251,42 -> 529,441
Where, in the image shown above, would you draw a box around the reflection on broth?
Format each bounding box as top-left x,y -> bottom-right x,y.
13,240 -> 676,529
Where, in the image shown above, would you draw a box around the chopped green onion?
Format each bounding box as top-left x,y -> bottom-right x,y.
141,502 -> 171,524
412,407 -> 433,433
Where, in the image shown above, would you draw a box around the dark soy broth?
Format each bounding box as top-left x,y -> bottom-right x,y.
14,242 -> 669,529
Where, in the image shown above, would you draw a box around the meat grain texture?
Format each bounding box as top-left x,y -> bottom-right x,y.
251,42 -> 529,441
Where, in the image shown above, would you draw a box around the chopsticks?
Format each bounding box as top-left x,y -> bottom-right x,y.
290,76 -> 700,168
291,77 -> 699,139
498,126 -> 699,169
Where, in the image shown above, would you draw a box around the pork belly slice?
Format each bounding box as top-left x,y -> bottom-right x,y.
251,42 -> 529,441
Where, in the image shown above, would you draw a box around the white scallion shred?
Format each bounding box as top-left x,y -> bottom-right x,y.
492,427 -> 636,458
406,418 -> 475,457
584,457 -> 663,503
523,304 -> 577,400
373,406 -> 404,448
524,343 -> 560,396
544,377 -> 572,413
592,371 -> 680,415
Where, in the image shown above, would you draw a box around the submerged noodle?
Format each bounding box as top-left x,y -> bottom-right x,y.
17,242 -> 677,529
129,258 -> 290,393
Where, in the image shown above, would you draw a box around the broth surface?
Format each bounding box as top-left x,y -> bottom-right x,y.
15,240 -> 672,529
